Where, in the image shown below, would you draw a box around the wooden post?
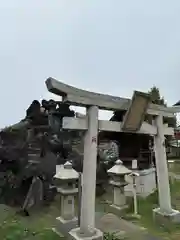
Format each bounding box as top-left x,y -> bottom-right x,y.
78,173 -> 82,227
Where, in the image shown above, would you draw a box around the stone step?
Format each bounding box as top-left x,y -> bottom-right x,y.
28,150 -> 41,156
28,160 -> 39,164
55,212 -> 159,240
28,145 -> 40,149
28,141 -> 40,145
28,153 -> 38,156
95,213 -> 148,239
28,144 -> 40,148
28,146 -> 41,150
28,153 -> 38,160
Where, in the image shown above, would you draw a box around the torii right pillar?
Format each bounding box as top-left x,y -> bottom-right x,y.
153,114 -> 180,223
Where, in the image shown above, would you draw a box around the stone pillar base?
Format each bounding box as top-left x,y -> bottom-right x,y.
153,208 -> 180,224
110,204 -> 128,213
55,216 -> 78,237
69,227 -> 103,240
126,213 -> 141,220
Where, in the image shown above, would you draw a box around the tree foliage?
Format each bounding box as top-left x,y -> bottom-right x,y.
147,86 -> 176,128
148,86 -> 166,106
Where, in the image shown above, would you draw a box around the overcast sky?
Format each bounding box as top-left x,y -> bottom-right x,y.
0,0 -> 180,127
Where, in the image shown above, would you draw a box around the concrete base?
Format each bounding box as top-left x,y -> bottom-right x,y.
126,213 -> 141,220
110,204 -> 128,212
153,207 -> 180,224
52,228 -> 63,237
55,216 -> 78,237
56,216 -> 77,224
69,227 -> 103,240
108,204 -> 129,217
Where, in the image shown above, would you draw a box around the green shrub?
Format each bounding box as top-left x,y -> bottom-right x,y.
103,232 -> 126,240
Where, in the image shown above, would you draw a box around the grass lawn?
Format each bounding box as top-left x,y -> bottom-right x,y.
0,196 -> 64,240
2,163 -> 180,239
95,163 -> 180,240
0,221 -> 61,240
168,159 -> 180,172
123,178 -> 180,239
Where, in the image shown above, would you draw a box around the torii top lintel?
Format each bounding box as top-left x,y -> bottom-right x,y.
46,77 -> 174,118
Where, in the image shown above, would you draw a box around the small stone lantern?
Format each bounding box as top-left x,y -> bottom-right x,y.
54,161 -> 79,223
168,160 -> 175,171
107,159 -> 132,211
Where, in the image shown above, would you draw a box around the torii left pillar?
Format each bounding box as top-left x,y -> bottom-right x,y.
69,106 -> 103,240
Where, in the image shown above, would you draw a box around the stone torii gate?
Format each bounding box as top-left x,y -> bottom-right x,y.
46,77 -> 180,240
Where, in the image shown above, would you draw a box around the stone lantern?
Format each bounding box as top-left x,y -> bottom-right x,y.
107,159 -> 132,211
54,161 -> 79,223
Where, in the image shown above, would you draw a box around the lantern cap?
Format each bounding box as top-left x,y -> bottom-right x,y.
116,159 -> 123,165
108,159 -> 132,175
54,161 -> 79,180
64,161 -> 72,169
